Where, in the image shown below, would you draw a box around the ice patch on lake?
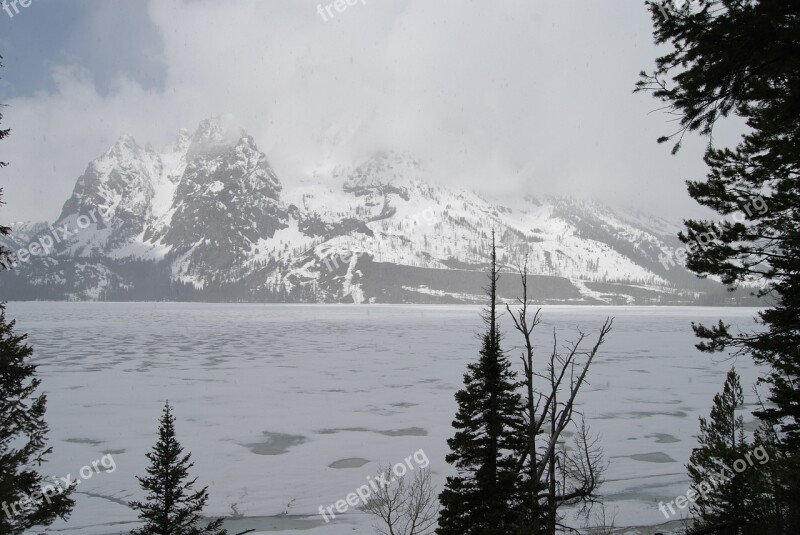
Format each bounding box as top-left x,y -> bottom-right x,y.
243,432 -> 308,456
6,303 -> 767,534
328,458 -> 370,469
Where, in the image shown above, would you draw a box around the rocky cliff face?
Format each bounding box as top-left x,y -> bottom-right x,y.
1,118 -> 749,305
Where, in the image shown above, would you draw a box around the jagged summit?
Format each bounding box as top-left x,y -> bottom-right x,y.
187,116 -> 246,159
0,121 -> 739,304
164,128 -> 192,155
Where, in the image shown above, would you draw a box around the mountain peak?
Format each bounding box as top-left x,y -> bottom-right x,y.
346,150 -> 423,193
187,116 -> 245,159
3,117 -> 739,305
104,133 -> 142,157
163,128 -> 192,155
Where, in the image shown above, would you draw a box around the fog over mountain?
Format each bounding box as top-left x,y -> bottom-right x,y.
0,1 -> 745,226
0,118 -> 755,305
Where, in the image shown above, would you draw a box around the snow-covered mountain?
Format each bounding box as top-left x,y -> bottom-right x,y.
0,117 -> 750,305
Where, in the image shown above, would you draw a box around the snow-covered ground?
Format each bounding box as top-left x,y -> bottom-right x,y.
6,303 -> 766,534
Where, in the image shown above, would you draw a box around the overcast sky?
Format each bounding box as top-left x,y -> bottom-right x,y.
0,0 -> 741,223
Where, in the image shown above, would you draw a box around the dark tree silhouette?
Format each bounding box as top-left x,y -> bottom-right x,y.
437,233 -> 526,534
506,263 -> 610,533
130,402 -> 226,535
0,308 -> 76,535
687,369 -> 778,534
637,1 -> 800,531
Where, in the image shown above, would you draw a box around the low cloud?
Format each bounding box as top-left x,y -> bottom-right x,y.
1,0 -> 741,223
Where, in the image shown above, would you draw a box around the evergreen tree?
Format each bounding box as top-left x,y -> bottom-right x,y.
0,310 -> 76,535
130,402 -> 226,535
437,234 -> 525,535
687,369 -> 767,533
0,55 -> 75,535
637,1 -> 800,530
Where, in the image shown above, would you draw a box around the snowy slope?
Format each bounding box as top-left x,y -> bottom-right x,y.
1,118 -> 739,304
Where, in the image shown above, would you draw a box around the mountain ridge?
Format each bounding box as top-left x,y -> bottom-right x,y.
0,117 -> 758,305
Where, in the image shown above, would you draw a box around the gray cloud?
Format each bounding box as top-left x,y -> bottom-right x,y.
1,0 -> 741,223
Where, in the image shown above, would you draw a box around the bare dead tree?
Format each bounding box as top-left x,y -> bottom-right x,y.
586,502 -> 618,535
506,260 -> 545,532
362,466 -> 438,535
506,261 -> 612,533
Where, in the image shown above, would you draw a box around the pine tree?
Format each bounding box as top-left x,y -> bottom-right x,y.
0,309 -> 76,535
687,369 -> 758,533
130,402 -> 226,535
0,54 -> 75,535
437,234 -> 525,535
637,1 -> 800,530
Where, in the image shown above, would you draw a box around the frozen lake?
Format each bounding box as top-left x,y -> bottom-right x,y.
6,303 -> 766,534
